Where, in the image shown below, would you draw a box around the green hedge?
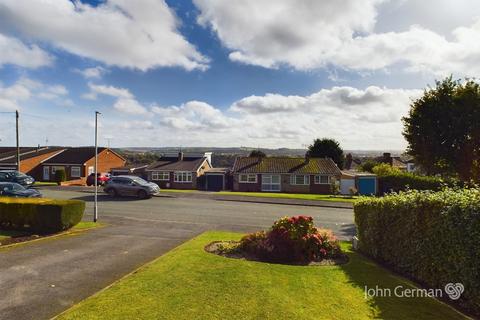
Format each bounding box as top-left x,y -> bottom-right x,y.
372,163 -> 455,194
354,189 -> 480,316
0,197 -> 85,233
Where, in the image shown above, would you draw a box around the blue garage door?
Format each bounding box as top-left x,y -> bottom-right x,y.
206,175 -> 224,191
358,177 -> 376,195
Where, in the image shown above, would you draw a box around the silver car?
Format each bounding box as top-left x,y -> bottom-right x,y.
103,175 -> 160,199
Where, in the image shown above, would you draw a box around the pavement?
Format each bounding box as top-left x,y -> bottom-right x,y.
0,188 -> 355,320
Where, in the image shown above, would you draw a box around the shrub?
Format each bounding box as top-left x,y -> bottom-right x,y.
372,163 -> 455,194
354,189 -> 480,316
0,197 -> 85,233
240,216 -> 341,263
55,169 -> 66,185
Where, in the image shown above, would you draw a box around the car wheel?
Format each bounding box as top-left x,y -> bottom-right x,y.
137,190 -> 148,199
106,188 -> 117,197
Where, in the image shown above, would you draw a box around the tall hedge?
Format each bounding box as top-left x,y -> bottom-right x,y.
354,189 -> 480,316
0,197 -> 85,233
372,163 -> 455,194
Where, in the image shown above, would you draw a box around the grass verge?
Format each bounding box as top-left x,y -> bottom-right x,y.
55,232 -> 467,320
217,191 -> 358,203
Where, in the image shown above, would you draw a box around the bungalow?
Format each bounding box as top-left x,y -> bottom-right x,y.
232,156 -> 342,194
0,146 -> 65,180
41,147 -> 126,183
146,152 -> 212,189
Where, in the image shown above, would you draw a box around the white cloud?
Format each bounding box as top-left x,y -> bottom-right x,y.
0,33 -> 53,68
85,83 -> 147,115
0,78 -> 70,111
113,98 -> 148,115
0,0 -> 208,71
194,0 -> 480,75
152,100 -> 233,130
86,83 -> 133,100
147,86 -> 421,149
74,66 -> 108,79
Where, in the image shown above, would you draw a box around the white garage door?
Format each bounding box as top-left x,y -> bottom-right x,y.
340,178 -> 355,195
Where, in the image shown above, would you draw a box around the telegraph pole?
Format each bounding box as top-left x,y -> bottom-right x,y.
94,111 -> 101,222
16,110 -> 20,171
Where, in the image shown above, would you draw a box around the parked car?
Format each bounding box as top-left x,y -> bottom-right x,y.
0,182 -> 42,198
86,172 -> 110,186
0,170 -> 35,187
103,175 -> 160,199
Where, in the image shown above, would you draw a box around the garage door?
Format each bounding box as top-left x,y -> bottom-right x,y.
358,177 -> 376,195
206,175 -> 224,191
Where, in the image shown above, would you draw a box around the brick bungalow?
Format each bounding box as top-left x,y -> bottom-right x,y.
0,146 -> 65,179
146,152 -> 212,189
232,156 -> 341,194
41,147 -> 126,183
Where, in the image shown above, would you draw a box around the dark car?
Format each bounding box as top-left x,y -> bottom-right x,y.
0,182 -> 42,198
86,172 -> 110,186
0,170 -> 35,187
103,175 -> 160,199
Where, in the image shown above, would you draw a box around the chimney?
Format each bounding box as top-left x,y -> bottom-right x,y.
204,152 -> 212,166
383,152 -> 392,165
178,152 -> 184,161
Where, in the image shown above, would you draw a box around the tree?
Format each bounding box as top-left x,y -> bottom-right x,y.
402,77 -> 480,181
249,150 -> 266,158
306,138 -> 345,169
358,160 -> 379,173
54,169 -> 66,185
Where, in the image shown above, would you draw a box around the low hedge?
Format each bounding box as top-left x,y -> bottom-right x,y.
0,197 -> 85,233
354,189 -> 480,316
377,173 -> 447,194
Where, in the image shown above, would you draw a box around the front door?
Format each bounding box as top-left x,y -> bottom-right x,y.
261,174 -> 281,192
43,166 -> 50,180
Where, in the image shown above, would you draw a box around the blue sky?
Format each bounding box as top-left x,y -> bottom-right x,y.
0,0 -> 479,150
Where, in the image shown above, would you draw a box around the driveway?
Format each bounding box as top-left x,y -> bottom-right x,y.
0,188 -> 355,320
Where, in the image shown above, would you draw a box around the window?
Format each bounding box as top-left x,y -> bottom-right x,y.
290,175 -> 310,185
174,172 -> 192,183
152,171 -> 169,181
261,174 -> 281,191
239,174 -> 257,183
314,175 -> 331,184
71,166 -> 81,178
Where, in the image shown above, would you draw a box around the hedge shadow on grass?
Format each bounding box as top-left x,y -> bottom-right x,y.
339,246 -> 467,320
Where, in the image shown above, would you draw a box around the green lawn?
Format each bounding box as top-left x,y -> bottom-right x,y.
217,191 -> 358,203
160,189 -> 199,193
33,181 -> 58,186
55,232 -> 466,320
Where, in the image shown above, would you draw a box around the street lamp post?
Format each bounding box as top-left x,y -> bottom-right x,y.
94,111 -> 101,222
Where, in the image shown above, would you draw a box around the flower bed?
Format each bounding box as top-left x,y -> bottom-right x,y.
206,216 -> 346,265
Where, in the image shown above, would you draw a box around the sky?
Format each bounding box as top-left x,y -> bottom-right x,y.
0,0 -> 479,150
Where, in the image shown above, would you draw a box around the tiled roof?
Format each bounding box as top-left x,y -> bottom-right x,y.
232,157 -> 341,175
147,156 -> 207,172
0,147 -> 64,163
43,147 -> 107,164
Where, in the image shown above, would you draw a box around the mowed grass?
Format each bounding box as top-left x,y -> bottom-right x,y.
217,191 -> 358,203
56,232 -> 466,320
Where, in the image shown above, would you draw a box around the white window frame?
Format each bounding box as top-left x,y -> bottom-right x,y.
152,171 -> 170,181
290,175 -> 310,185
71,166 -> 81,178
239,173 -> 257,183
314,175 -> 331,184
174,171 -> 193,183
261,174 -> 281,192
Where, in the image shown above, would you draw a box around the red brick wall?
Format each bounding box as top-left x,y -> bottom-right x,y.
84,149 -> 126,175
232,174 -> 261,192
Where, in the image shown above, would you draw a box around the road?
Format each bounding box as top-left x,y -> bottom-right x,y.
0,188 -> 355,320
